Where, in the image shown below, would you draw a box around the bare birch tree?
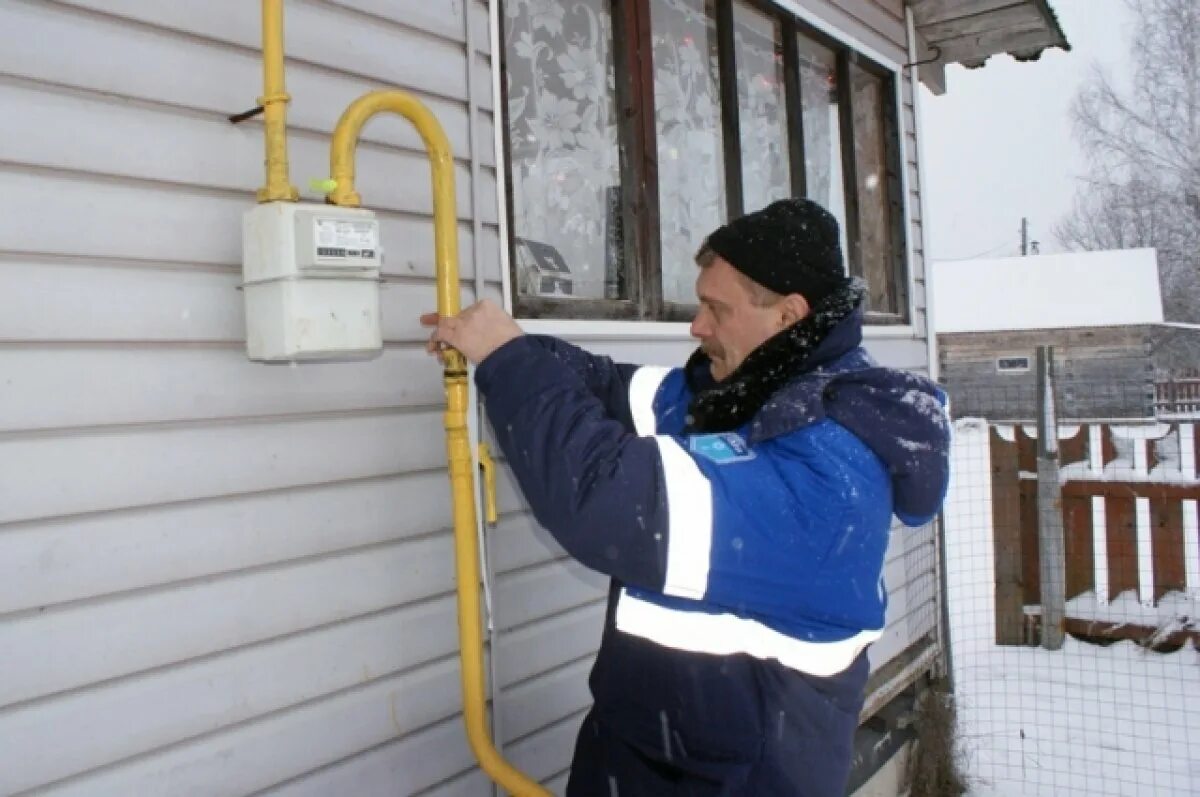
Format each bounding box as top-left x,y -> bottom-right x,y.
1056,0 -> 1200,366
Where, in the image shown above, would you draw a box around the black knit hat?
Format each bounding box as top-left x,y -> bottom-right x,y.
703,198 -> 848,305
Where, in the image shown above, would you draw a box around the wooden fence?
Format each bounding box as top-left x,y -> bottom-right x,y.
1155,376 -> 1200,416
989,422 -> 1200,648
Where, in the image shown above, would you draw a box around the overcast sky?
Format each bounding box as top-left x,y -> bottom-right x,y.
920,0 -> 1134,262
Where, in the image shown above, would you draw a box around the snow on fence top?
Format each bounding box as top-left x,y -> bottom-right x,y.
933,248 -> 1163,333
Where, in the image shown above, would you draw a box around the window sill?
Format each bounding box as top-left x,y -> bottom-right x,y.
517,318 -> 922,341
518,318 -> 693,341
864,324 -> 919,339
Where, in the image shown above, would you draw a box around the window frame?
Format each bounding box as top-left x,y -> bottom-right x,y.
997,356 -> 1033,374
497,0 -> 911,325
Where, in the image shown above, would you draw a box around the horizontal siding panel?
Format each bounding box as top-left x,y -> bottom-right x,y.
0,530 -> 456,709
0,260 -> 242,343
0,471 -> 455,615
545,772 -> 572,796
0,410 -> 447,524
862,336 -> 929,371
494,559 -> 608,633
41,658 -> 472,797
387,281 -> 504,342
0,595 -> 461,794
0,4 -> 493,163
0,169 -> 494,278
831,0 -> 907,47
50,0 -> 492,107
0,83 -> 496,222
488,510 -> 566,575
871,569 -> 938,671
415,771 -> 493,797
0,260 -> 500,345
506,709 -> 589,785
499,658 -> 592,744
326,0 -> 492,54
0,347 -> 446,433
787,0 -> 905,64
258,716 -> 478,797
494,602 -> 605,689
883,601 -> 936,663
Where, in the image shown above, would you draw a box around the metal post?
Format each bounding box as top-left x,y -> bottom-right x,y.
1036,346 -> 1066,650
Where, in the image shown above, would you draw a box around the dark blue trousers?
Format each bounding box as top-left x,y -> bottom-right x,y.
566,653 -> 868,797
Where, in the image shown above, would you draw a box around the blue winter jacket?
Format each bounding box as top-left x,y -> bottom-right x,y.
474,307 -> 950,790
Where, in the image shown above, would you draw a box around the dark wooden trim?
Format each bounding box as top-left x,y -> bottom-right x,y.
662,301 -> 700,323
495,5 -> 521,312
1105,495 -> 1139,599
1063,481 -> 1200,501
1062,493 -> 1095,600
1063,617 -> 1198,649
879,67 -> 909,321
620,0 -> 662,319
1150,498 -> 1186,601
989,427 -> 1025,645
1019,479 -> 1040,605
780,18 -> 806,198
716,0 -> 743,219
835,50 -> 863,280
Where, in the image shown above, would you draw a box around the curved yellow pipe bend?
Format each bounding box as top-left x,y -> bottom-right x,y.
256,0 -> 298,202
329,91 -> 551,797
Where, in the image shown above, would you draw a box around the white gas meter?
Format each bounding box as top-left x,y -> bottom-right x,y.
242,202 -> 383,362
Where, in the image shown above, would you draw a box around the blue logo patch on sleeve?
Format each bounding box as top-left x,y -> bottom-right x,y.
689,432 -> 756,464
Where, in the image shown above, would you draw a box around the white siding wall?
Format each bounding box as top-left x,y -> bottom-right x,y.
0,1 -> 936,795
0,0 -> 512,794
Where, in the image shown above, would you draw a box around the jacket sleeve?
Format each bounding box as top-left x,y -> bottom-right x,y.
520,335 -> 648,432
474,337 -> 890,602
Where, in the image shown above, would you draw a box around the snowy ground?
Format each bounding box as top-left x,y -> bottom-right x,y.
944,420 -> 1200,797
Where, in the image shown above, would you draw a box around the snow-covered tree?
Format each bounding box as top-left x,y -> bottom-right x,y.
1056,0 -> 1200,367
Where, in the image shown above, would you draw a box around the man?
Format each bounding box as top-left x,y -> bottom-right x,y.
422,199 -> 951,796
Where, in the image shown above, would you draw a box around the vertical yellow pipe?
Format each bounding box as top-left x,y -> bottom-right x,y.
329,92 -> 550,797
257,0 -> 299,202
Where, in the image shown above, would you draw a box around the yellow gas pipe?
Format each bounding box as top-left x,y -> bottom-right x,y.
256,0 -> 299,202
328,92 -> 550,797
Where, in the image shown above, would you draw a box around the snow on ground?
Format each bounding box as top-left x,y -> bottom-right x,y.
944,419 -> 1200,797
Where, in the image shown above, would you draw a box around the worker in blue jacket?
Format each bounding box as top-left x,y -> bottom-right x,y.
422,198 -> 951,796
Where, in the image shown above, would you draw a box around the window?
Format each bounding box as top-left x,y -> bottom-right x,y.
500,0 -> 909,323
997,356 -> 1031,373
503,0 -> 628,309
847,56 -> 906,316
733,4 -> 790,213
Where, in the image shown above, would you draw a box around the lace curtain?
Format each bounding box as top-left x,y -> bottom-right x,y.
504,0 -> 861,306
504,0 -> 621,300
733,3 -> 790,215
651,0 -> 727,304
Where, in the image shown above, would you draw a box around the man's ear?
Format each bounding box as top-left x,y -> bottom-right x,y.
779,293 -> 811,328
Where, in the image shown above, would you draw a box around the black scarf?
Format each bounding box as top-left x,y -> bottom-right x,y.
684,281 -> 866,433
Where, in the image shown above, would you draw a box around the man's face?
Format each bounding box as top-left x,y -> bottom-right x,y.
689,257 -> 790,381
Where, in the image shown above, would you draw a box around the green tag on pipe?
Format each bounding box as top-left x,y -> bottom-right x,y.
309,177 -> 338,194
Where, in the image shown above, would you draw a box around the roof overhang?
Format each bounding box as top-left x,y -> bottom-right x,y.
907,0 -> 1070,95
